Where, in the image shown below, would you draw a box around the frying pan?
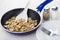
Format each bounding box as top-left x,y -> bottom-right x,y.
1,0 -> 53,35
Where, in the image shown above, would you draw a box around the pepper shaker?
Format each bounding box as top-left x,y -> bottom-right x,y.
43,8 -> 50,20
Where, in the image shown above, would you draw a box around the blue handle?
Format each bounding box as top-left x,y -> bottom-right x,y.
36,0 -> 53,12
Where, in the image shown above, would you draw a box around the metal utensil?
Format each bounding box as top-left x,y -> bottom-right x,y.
41,27 -> 51,35
41,27 -> 60,36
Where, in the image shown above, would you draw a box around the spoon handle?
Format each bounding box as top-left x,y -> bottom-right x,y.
36,0 -> 53,12
22,0 -> 30,12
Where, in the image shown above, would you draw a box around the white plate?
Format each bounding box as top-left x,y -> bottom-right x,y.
36,20 -> 60,40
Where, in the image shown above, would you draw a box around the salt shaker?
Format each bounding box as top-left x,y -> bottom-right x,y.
51,6 -> 58,20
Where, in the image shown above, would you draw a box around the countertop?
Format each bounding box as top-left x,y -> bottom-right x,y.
0,0 -> 60,40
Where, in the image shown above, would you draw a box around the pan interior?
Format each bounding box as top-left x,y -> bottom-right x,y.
1,8 -> 41,27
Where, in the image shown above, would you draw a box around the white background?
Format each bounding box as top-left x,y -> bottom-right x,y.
0,0 -> 60,40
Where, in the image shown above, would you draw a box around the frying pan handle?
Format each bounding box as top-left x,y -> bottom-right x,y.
36,0 -> 53,12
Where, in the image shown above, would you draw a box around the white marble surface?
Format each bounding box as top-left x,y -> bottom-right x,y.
0,0 -> 60,40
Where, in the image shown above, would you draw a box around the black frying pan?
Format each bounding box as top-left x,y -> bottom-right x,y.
1,0 -> 53,35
